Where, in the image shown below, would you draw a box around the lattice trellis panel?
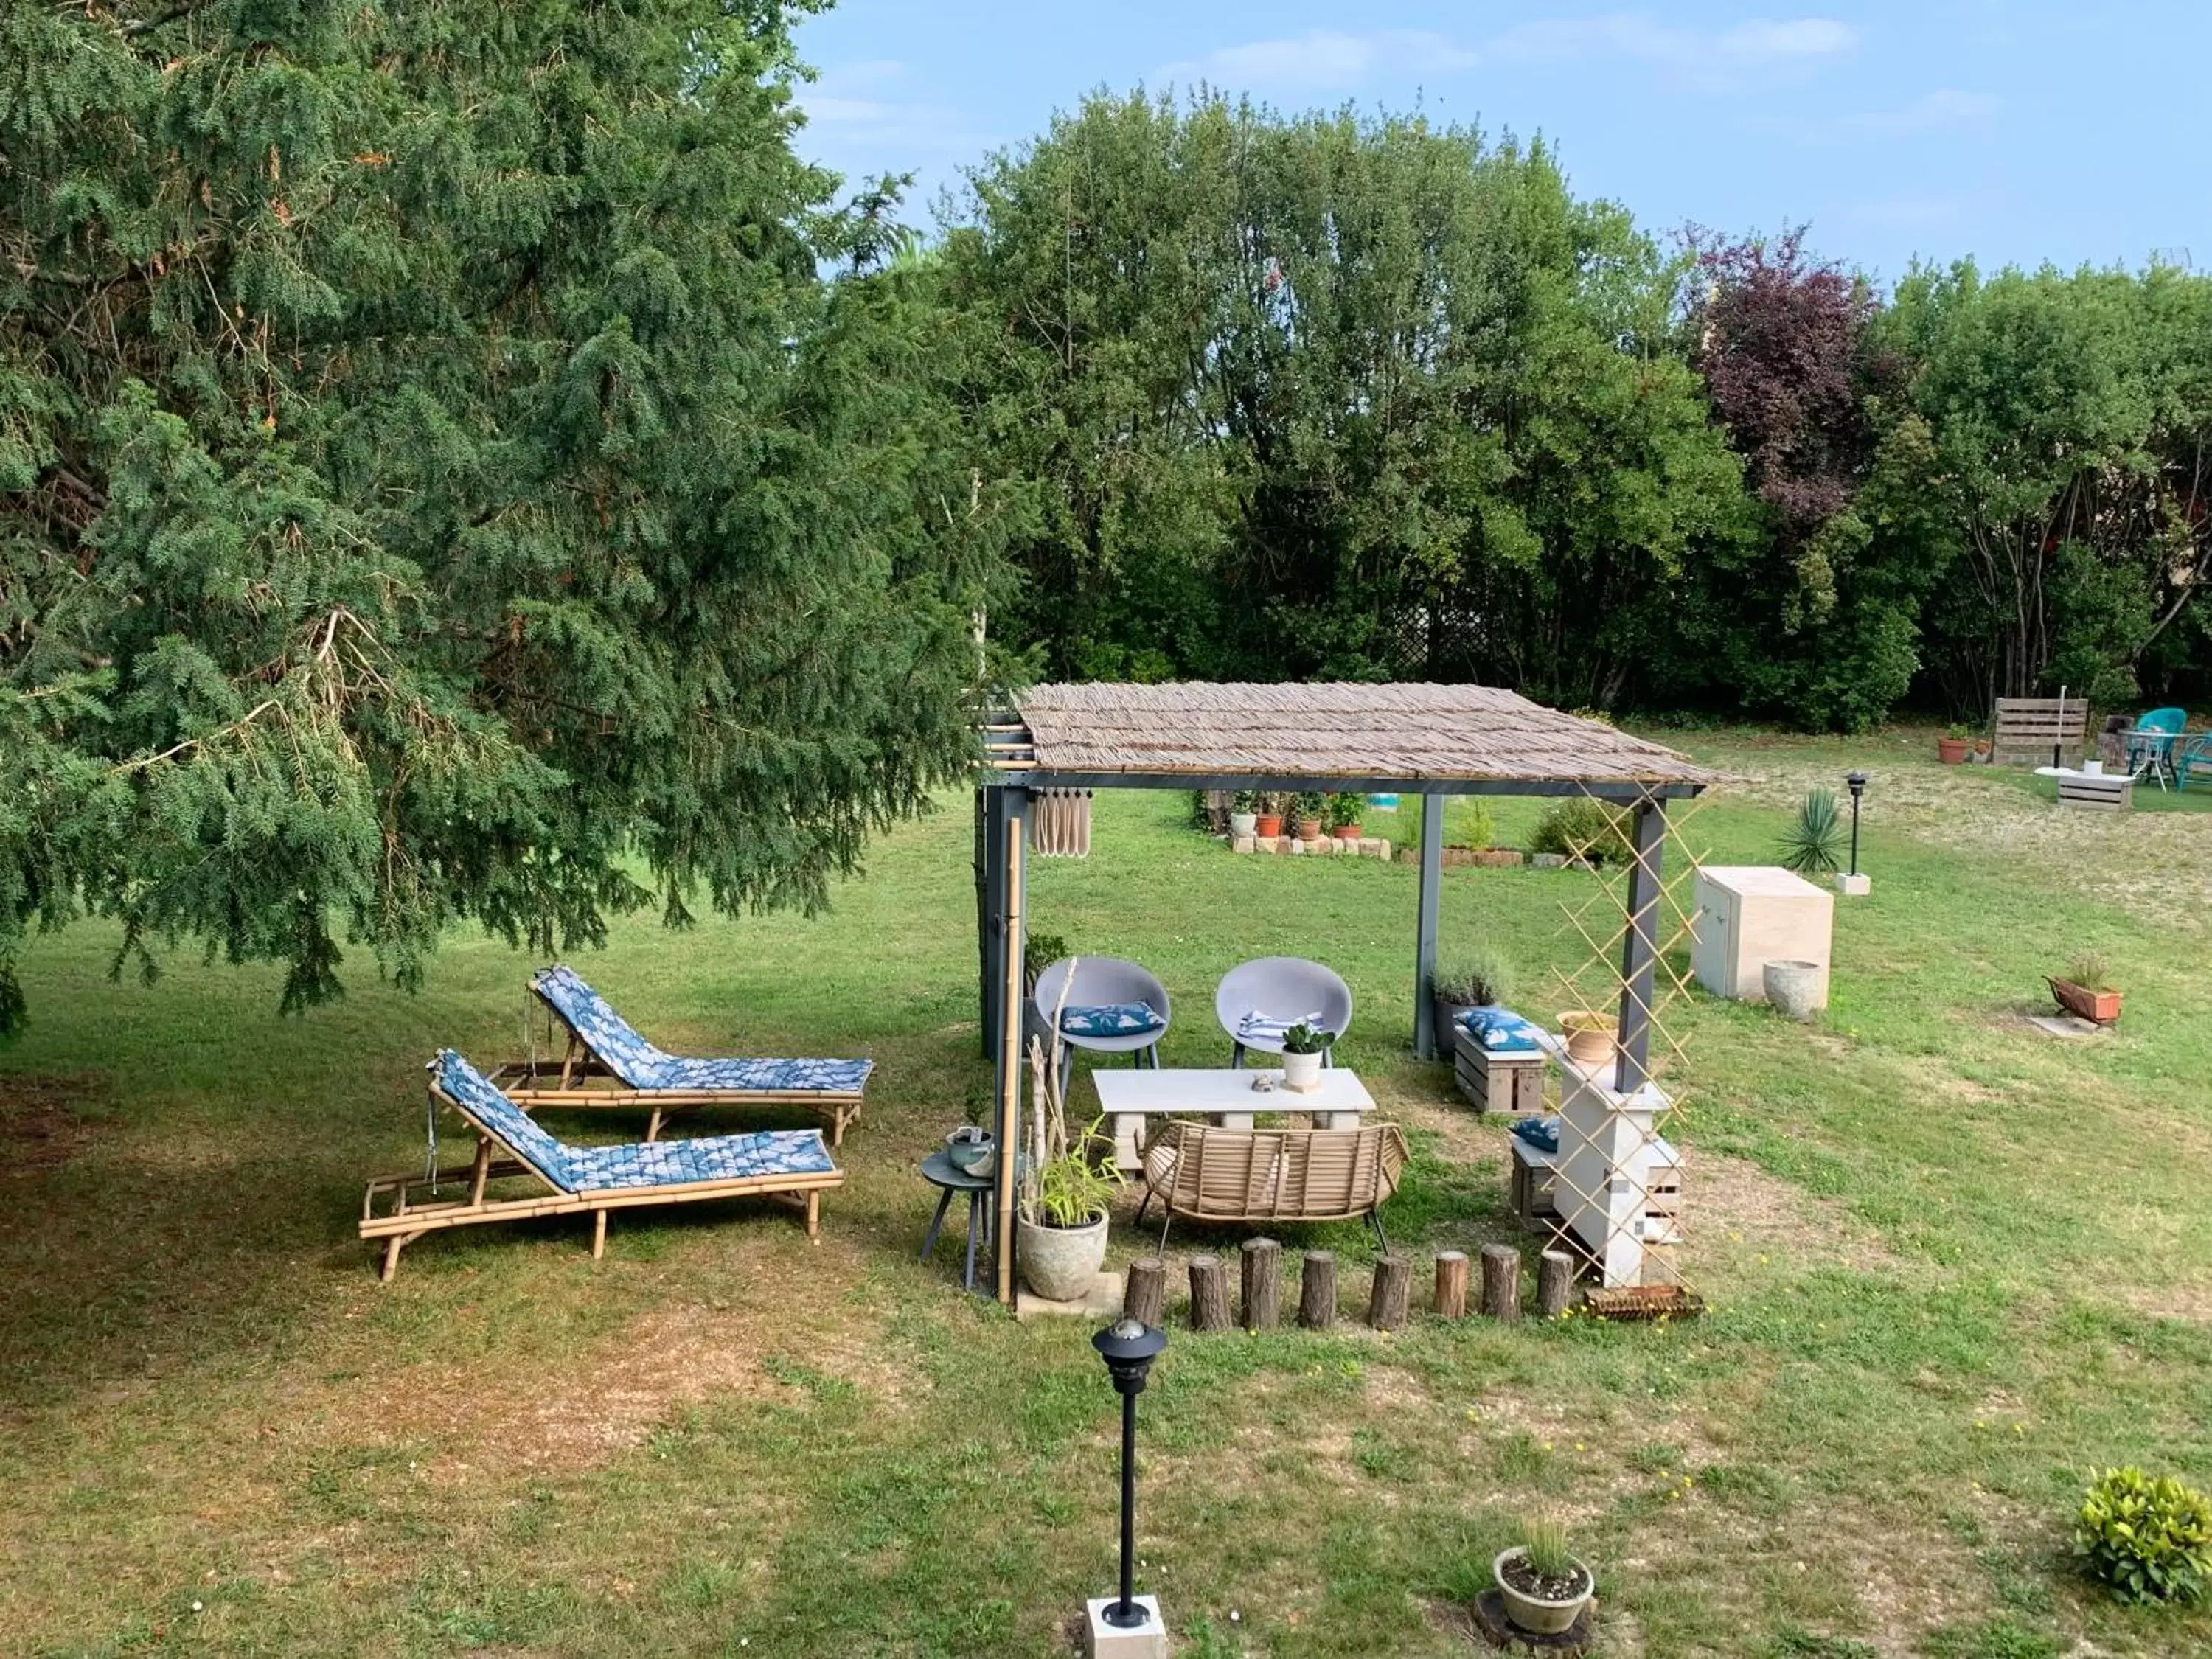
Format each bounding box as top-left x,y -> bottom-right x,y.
1531,785 -> 1714,1313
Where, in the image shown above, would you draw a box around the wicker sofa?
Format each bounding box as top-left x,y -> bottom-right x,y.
1134,1120 -> 1409,1249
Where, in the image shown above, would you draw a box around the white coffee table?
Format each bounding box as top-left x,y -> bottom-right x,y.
1091,1068 -> 1376,1167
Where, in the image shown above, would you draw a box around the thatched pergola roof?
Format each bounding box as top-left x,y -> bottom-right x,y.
986,681 -> 1716,796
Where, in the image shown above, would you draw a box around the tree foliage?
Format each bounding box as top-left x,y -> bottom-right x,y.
0,1 -> 1012,1031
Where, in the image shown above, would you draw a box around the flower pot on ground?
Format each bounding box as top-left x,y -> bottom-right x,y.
1229,812 -> 1257,838
1492,1546 -> 1596,1637
1253,814 -> 1283,838
1558,1009 -> 1618,1068
1938,731 -> 1971,763
1291,790 -> 1326,841
1279,1021 -> 1329,1092
1017,1032 -> 1127,1301
2049,951 -> 2121,1024
1762,959 -> 1824,1020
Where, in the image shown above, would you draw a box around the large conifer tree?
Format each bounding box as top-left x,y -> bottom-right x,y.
0,1 -> 1004,1029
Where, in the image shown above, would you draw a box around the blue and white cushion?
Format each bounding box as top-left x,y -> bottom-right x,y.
1456,1006 -> 1543,1053
534,966 -> 872,1094
1237,1009 -> 1327,1041
431,1050 -> 837,1192
1059,1001 -> 1166,1038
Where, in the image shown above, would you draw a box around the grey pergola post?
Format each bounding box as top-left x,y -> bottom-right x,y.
978,784 -> 1031,1304
1413,793 -> 1444,1060
1613,796 -> 1667,1093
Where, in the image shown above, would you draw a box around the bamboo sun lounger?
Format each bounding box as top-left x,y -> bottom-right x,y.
489,965 -> 872,1144
360,1050 -> 844,1279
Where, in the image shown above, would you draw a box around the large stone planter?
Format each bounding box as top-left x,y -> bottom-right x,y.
1018,1214 -> 1108,1301
1762,959 -> 1824,1020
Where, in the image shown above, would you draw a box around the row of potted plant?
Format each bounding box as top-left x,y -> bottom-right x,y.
1228,790 -> 1366,841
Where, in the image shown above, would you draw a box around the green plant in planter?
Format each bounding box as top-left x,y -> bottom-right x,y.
1026,1139 -> 1125,1228
1778,788 -> 1845,875
1023,932 -> 1068,986
1528,798 -> 1630,863
2067,950 -> 2113,991
1231,789 -> 1261,814
1520,1514 -> 1576,1580
2074,1466 -> 2212,1604
1946,722 -> 1973,740
1281,1021 -> 1330,1055
1324,792 -> 1363,832
1436,950 -> 1515,1009
1290,790 -> 1326,827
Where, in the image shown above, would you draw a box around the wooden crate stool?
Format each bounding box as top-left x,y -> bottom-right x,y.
1509,1136 -> 1560,1232
1455,1027 -> 1546,1116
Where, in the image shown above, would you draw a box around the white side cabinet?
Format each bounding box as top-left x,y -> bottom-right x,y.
1691,866 -> 1834,1006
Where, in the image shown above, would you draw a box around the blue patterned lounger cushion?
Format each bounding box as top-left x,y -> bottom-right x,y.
1510,1115 -> 1560,1155
533,965 -> 872,1093
432,1050 -> 837,1192
1457,1006 -> 1543,1052
1060,1001 -> 1166,1038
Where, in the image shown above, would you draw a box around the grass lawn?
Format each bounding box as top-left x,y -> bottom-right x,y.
4,729 -> 2211,1658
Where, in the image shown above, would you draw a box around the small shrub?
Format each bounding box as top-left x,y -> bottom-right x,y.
1290,790 -> 1326,826
1455,798 -> 1496,849
1281,1020 -> 1330,1055
2073,1465 -> 2212,1604
1324,791 -> 1364,832
1023,933 -> 1068,984
1778,788 -> 1845,875
2066,950 -> 2112,991
1528,798 -> 1630,863
1436,949 -> 1514,1009
1231,789 -> 1261,813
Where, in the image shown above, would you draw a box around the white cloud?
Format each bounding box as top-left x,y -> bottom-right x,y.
1169,13 -> 1857,95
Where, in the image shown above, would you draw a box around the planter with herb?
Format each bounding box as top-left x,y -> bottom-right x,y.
1324,792 -> 1363,842
1291,790 -> 1326,841
1431,950 -> 1514,1057
1253,793 -> 1285,839
1492,1516 -> 1596,1637
2048,950 -> 2122,1025
1938,724 -> 1972,764
1018,1031 -> 1128,1302
1229,790 -> 1259,838
1279,1020 -> 1330,1092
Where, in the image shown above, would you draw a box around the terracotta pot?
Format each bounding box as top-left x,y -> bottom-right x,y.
1334,823 -> 1362,843
1017,1213 -> 1108,1302
1492,1548 -> 1596,1637
1558,1010 -> 1618,1067
1254,815 -> 1282,838
2048,976 -> 2122,1024
1295,817 -> 1325,841
1938,737 -> 1970,763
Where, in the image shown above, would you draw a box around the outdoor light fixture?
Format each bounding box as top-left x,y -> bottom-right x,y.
1838,772 -> 1871,897
1085,1318 -> 1169,1658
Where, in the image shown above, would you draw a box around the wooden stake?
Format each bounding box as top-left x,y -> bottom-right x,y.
1538,1249 -> 1576,1318
1189,1255 -> 1232,1332
1480,1242 -> 1520,1321
1124,1256 -> 1168,1327
591,1208 -> 608,1259
1434,1250 -> 1470,1318
1240,1237 -> 1281,1330
1299,1250 -> 1337,1330
1367,1252 -> 1411,1330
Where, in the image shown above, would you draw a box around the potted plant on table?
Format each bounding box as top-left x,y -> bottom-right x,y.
1492,1515 -> 1596,1637
1291,790 -> 1327,842
1229,790 -> 1259,839
1253,793 -> 1284,840
2048,950 -> 2122,1025
1279,1020 -> 1330,1092
1938,724 -> 1972,764
1557,1009 -> 1618,1068
1432,950 -> 1514,1055
1018,1033 -> 1127,1301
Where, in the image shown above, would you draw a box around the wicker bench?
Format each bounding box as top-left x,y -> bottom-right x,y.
1134,1120 -> 1409,1249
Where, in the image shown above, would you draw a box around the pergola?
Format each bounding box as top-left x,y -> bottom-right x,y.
973,682 -> 1717,1305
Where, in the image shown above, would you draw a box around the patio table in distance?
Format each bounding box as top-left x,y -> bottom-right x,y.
1091,1068 -> 1376,1168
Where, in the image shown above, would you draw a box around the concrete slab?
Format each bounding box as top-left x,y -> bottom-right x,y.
1016,1270 -> 1126,1321
1085,1595 -> 1167,1659
2025,1012 -> 2108,1040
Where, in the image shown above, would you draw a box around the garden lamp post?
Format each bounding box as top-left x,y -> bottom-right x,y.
1845,773 -> 1867,876
1086,1318 -> 1169,1657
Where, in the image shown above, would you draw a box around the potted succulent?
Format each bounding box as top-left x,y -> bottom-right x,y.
1325,792 -> 1363,844
1492,1516 -> 1596,1638
1433,950 -> 1514,1055
1291,790 -> 1327,841
1279,1020 -> 1329,1092
1253,793 -> 1285,840
1938,724 -> 1972,764
2048,950 -> 2122,1025
1229,790 -> 1259,839
1018,1033 -> 1127,1301
1557,1009 -> 1618,1068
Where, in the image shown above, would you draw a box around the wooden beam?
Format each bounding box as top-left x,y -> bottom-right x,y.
1413,793 -> 1444,1059
1614,796 -> 1667,1093
977,769 -> 1704,800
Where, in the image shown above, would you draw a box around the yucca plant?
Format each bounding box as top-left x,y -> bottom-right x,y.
1778,788 -> 1846,875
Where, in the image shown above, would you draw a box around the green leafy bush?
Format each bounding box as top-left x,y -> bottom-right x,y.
1436,950 -> 1515,1009
1528,799 -> 1631,863
1778,789 -> 1846,875
2074,1466 -> 2212,1604
1324,792 -> 1364,832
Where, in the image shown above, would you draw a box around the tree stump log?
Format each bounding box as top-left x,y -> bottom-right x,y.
1298,1250 -> 1337,1330
1538,1249 -> 1576,1319
1189,1255 -> 1232,1332
1368,1251 -> 1411,1329
1240,1237 -> 1281,1330
1434,1250 -> 1470,1319
1480,1243 -> 1522,1322
1123,1256 -> 1168,1328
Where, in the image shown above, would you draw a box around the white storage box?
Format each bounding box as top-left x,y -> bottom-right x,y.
1691,866 -> 1833,1006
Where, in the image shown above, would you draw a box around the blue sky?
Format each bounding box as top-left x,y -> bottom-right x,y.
789,2 -> 2205,287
